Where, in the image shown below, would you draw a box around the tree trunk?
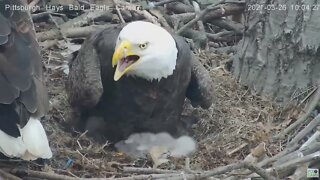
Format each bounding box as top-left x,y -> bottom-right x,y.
233,0 -> 320,104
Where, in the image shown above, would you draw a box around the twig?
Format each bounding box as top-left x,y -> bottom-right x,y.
0,169 -> 22,180
206,30 -> 241,40
257,143 -> 300,168
166,1 -> 194,14
32,12 -> 69,22
122,167 -> 177,174
201,162 -> 246,177
77,0 -> 92,8
116,5 -> 126,24
5,168 -> 78,180
192,1 -> 205,33
224,143 -> 267,180
226,144 -> 297,179
269,151 -> 320,176
171,13 -> 195,23
225,0 -> 246,4
32,12 -> 50,22
273,143 -> 320,177
62,10 -> 113,29
227,143 -> 248,156
287,114 -> 320,148
107,173 -> 198,180
76,150 -> 100,169
274,141 -> 320,166
243,151 -> 320,179
298,86 -> 317,106
37,24 -> 118,41
36,8 -> 114,41
48,13 -> 68,42
287,163 -> 308,180
177,0 -> 226,34
40,39 -> 59,50
115,0 -> 160,25
300,130 -> 320,149
210,19 -> 244,34
244,163 -> 276,180
77,130 -> 88,150
200,162 -> 276,179
113,162 -> 276,180
274,86 -> 320,139
148,9 -> 173,32
28,0 -> 40,8
192,1 -> 207,49
150,0 -> 182,8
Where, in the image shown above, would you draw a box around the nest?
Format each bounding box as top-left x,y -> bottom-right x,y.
1,0 -> 320,179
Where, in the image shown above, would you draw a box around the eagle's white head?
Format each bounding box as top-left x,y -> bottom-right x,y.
112,21 -> 178,81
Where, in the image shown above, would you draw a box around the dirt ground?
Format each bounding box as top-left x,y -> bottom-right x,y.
3,22 -> 304,178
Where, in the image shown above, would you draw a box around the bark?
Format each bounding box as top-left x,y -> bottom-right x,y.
233,0 -> 320,103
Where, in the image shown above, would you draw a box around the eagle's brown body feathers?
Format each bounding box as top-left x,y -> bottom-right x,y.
67,25 -> 213,142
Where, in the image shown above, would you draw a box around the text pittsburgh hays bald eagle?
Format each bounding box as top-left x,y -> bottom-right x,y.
67,21 -> 214,142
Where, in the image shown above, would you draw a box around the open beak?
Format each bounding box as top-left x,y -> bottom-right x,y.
112,40 -> 140,81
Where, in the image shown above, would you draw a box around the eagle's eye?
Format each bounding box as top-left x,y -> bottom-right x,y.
139,42 -> 148,49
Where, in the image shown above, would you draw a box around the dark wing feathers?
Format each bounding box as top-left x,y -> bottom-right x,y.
0,13 -> 10,42
186,54 -> 214,109
33,78 -> 49,118
67,26 -> 123,110
20,80 -> 38,114
173,35 -> 214,109
0,71 -> 19,103
0,38 -> 33,91
67,32 -> 104,110
0,0 -> 48,123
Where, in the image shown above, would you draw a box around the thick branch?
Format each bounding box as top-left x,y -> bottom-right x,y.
176,0 -> 225,34
287,114 -> 320,147
0,169 -> 22,180
200,162 -> 276,180
5,168 -> 78,180
274,87 -> 320,140
203,3 -> 245,23
166,2 -> 194,14
122,167 -> 177,174
37,24 -> 118,41
270,151 -> 320,176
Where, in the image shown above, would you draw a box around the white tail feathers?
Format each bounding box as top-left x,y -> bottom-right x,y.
19,117 -> 52,160
0,117 -> 52,160
0,131 -> 26,158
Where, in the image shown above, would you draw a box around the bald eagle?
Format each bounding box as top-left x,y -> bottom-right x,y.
67,21 -> 214,142
0,0 -> 52,160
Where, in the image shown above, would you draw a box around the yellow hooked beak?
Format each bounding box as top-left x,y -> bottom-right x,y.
112,40 -> 140,81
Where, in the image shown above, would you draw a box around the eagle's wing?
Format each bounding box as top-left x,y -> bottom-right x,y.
0,0 -> 52,160
67,26 -> 123,119
0,0 -> 49,126
67,33 -> 104,110
186,54 -> 215,109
